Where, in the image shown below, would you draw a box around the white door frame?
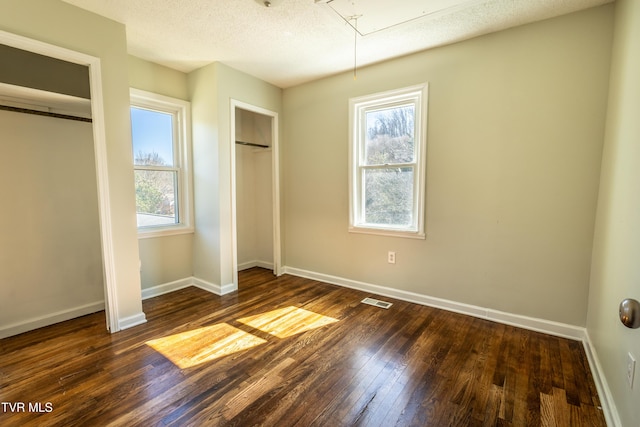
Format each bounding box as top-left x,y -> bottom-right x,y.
0,30 -> 120,333
230,99 -> 281,288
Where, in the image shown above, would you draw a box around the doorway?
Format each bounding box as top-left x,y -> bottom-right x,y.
0,30 -> 118,335
231,100 -> 281,289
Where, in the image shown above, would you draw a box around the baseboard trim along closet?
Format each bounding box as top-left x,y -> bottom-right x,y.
118,312 -> 147,330
0,301 -> 104,339
141,276 -> 237,301
238,260 -> 274,271
141,277 -> 193,300
192,277 -> 237,295
281,265 -> 619,427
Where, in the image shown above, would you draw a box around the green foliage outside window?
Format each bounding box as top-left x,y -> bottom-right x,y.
134,151 -> 176,220
363,105 -> 415,227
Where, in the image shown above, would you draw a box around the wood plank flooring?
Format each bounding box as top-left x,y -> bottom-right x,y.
0,268 -> 606,426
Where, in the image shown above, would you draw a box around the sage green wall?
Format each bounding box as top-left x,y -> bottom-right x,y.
0,0 -> 144,326
282,5 -> 613,326
587,0 -> 640,425
129,55 -> 189,101
188,62 -> 282,288
128,55 -> 194,290
188,63 -> 222,286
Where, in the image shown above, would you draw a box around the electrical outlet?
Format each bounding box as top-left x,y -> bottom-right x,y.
388,251 -> 396,264
627,352 -> 636,388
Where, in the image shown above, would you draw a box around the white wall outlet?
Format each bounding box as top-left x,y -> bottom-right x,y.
627,352 -> 636,388
388,251 -> 396,264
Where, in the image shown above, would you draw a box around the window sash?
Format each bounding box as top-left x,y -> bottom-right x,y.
130,88 -> 193,237
361,102 -> 416,167
358,165 -> 416,229
131,106 -> 177,167
134,165 -> 180,173
349,84 -> 427,239
134,168 -> 180,227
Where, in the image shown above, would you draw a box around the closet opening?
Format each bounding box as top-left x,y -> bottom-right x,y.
231,100 -> 281,290
0,32 -> 117,337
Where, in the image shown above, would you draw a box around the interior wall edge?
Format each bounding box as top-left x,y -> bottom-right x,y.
117,312 -> 147,331
583,330 -> 623,427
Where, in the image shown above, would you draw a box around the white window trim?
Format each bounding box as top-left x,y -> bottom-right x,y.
130,88 -> 194,238
349,83 -> 428,239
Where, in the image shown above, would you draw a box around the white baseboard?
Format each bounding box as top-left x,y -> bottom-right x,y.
238,260 -> 274,271
118,312 -> 147,330
282,265 -> 619,425
283,266 -> 584,340
141,277 -> 193,300
582,331 -> 621,427
141,276 -> 238,299
0,301 -> 105,339
220,282 -> 238,295
1,275 -> 234,339
192,276 -> 237,295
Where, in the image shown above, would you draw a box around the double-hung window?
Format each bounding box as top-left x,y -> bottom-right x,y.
130,88 -> 193,237
349,84 -> 428,239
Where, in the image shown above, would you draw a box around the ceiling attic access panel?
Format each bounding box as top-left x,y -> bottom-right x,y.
324,0 -> 485,35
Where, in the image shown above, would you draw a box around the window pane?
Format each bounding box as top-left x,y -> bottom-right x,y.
364,167 -> 414,227
135,170 -> 178,227
131,107 -> 174,167
365,105 -> 415,165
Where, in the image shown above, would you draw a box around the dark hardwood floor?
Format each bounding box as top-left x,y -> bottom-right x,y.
0,268 -> 606,426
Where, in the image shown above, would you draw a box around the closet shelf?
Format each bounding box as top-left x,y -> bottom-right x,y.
236,140 -> 269,149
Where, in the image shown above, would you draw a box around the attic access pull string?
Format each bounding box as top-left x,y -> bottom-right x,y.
349,14 -> 362,80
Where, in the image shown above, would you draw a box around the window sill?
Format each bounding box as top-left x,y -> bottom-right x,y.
137,226 -> 194,239
348,226 -> 426,240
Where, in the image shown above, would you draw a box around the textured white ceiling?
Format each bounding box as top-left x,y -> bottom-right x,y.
61,0 -> 612,88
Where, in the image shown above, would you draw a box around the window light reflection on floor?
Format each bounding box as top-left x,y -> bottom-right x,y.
146,323 -> 267,369
146,307 -> 339,369
237,306 -> 339,339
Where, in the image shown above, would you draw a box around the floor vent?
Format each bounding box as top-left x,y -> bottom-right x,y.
361,297 -> 393,309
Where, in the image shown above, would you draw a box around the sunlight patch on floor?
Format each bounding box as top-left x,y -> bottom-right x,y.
146,323 -> 267,369
237,306 -> 339,339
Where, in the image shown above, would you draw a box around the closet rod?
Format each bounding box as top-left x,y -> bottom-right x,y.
0,104 -> 92,123
235,140 -> 269,149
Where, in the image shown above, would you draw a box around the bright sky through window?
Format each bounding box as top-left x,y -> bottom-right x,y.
131,107 -> 174,166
